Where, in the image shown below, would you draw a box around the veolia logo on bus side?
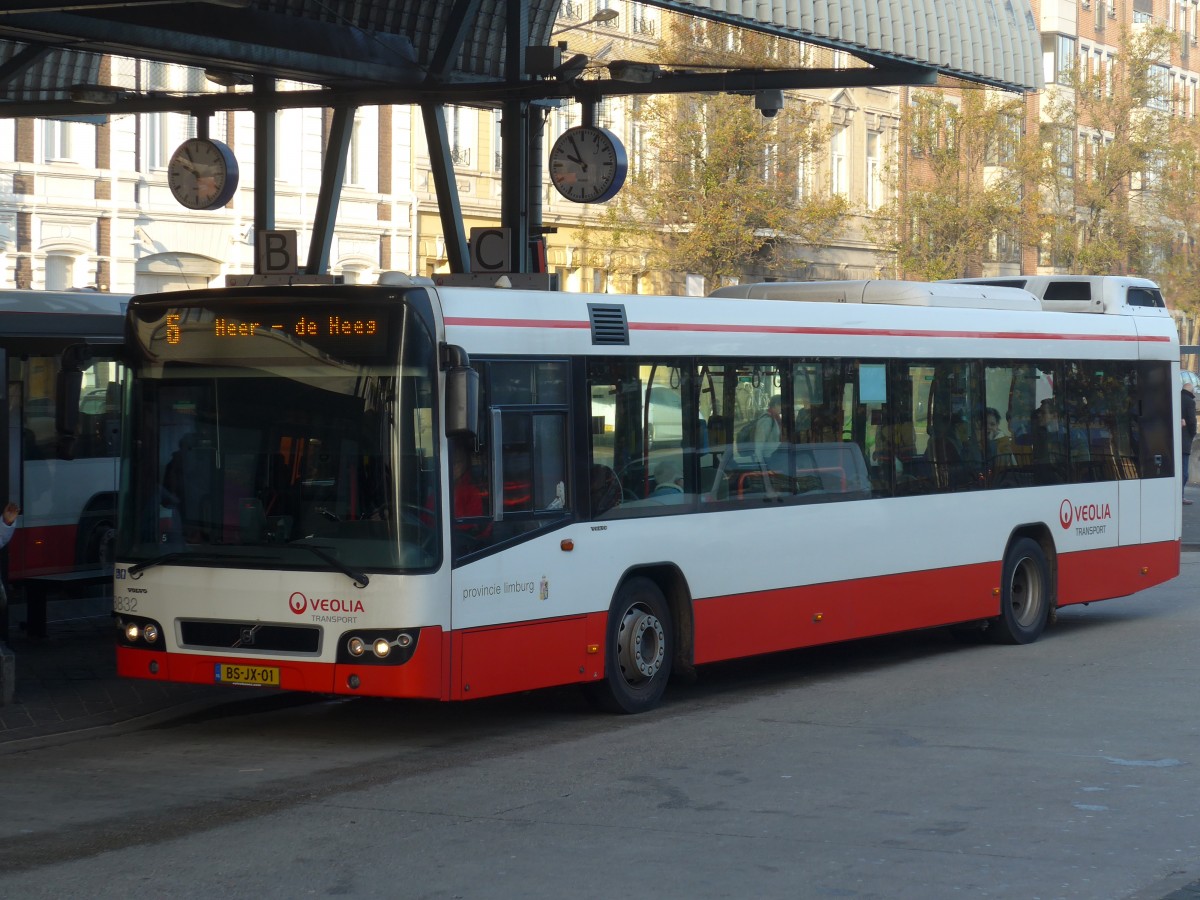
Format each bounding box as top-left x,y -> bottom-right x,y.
1059,499 -> 1112,530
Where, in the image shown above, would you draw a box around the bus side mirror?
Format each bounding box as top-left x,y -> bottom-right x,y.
56,343 -> 92,436
55,368 -> 83,436
445,365 -> 480,438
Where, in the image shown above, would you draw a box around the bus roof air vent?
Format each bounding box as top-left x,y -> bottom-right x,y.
588,303 -> 629,345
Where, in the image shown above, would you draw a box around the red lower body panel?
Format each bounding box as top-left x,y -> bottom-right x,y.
117,541 -> 1180,701
692,541 -> 1180,666
450,614 -> 607,700
1056,540 -> 1179,606
117,626 -> 448,700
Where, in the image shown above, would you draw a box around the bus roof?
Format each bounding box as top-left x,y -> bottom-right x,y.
436,282 -> 1179,363
708,279 -> 1043,311
943,275 -> 1168,315
0,289 -> 129,343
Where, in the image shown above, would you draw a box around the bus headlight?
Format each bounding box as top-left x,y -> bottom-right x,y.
335,628 -> 422,665
117,614 -> 165,648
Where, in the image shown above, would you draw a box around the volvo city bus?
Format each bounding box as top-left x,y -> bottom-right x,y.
113,278 -> 1181,712
0,289 -> 128,636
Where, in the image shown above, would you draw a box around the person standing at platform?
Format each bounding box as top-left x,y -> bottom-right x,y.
1182,380 -> 1196,505
0,501 -> 20,582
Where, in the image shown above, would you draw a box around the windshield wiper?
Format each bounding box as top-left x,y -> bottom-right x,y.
127,551 -> 234,578
289,540 -> 370,588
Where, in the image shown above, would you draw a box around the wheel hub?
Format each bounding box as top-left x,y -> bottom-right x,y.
1010,557 -> 1043,627
617,606 -> 665,682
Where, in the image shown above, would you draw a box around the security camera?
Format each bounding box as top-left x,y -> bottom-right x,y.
754,89 -> 784,118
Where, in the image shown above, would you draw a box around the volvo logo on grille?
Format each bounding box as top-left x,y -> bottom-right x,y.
234,624 -> 261,647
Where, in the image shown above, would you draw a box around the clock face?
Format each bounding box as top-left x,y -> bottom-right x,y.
167,138 -> 239,210
548,126 -> 629,203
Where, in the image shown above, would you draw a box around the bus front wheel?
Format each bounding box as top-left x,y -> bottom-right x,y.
586,576 -> 673,714
993,538 -> 1051,645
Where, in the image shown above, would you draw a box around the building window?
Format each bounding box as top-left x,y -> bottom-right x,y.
762,142 -> 779,181
631,121 -> 646,177
830,124 -> 848,198
1043,34 -> 1076,86
596,0 -> 618,27
987,112 -> 1022,166
1149,65 -> 1172,112
986,230 -> 1021,264
448,105 -> 474,168
144,113 -> 169,169
492,110 -> 503,173
45,254 -> 77,291
866,130 -> 884,210
596,98 -> 614,130
797,145 -> 813,200
41,119 -> 82,163
343,114 -> 363,186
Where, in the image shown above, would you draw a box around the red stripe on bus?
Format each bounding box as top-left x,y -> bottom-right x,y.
445,316 -> 1169,343
691,541 -> 1179,664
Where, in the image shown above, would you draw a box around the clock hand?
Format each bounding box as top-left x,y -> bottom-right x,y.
566,135 -> 587,168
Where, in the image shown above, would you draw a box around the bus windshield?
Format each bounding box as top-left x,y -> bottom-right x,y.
116,295 -> 440,574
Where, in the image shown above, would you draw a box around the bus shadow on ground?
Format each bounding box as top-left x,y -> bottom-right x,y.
152,603 -> 1156,743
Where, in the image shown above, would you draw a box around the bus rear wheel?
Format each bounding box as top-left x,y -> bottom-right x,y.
993,537 -> 1051,645
586,576 -> 672,714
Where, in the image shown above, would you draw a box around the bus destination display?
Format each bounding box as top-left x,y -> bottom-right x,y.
171,313 -> 379,342
143,302 -> 392,362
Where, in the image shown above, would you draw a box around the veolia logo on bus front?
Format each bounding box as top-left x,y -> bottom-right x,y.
288,591 -> 365,615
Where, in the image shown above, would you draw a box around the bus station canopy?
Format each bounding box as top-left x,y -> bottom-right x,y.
0,0 -> 1040,120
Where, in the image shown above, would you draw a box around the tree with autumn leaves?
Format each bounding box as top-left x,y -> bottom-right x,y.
581,19 -> 1200,323
888,22 -> 1200,323
581,25 -> 850,292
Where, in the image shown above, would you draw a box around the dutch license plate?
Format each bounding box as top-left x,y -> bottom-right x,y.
214,663 -> 280,687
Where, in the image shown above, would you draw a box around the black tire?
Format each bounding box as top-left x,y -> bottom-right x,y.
585,576 -> 673,714
992,537 -> 1051,645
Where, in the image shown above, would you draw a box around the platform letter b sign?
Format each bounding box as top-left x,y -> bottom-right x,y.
255,230 -> 298,275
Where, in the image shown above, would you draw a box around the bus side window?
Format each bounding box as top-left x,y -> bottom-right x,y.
455,359 -> 570,559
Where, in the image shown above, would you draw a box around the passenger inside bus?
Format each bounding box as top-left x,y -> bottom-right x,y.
590,464 -> 622,516
450,441 -> 492,552
751,395 -> 784,462
650,459 -> 684,496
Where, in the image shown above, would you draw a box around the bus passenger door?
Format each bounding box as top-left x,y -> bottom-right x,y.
1138,359 -> 1175,545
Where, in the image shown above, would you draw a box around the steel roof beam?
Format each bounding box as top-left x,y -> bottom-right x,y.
0,61 -> 937,120
0,41 -> 49,91
0,11 -> 422,85
426,0 -> 482,81
307,105 -> 354,276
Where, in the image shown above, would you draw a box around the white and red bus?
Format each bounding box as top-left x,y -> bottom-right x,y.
113,278 -> 1182,712
0,290 -> 127,635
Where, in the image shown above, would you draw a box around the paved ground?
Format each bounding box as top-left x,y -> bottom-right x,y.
0,597 -> 228,748
2,479 -> 1199,748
